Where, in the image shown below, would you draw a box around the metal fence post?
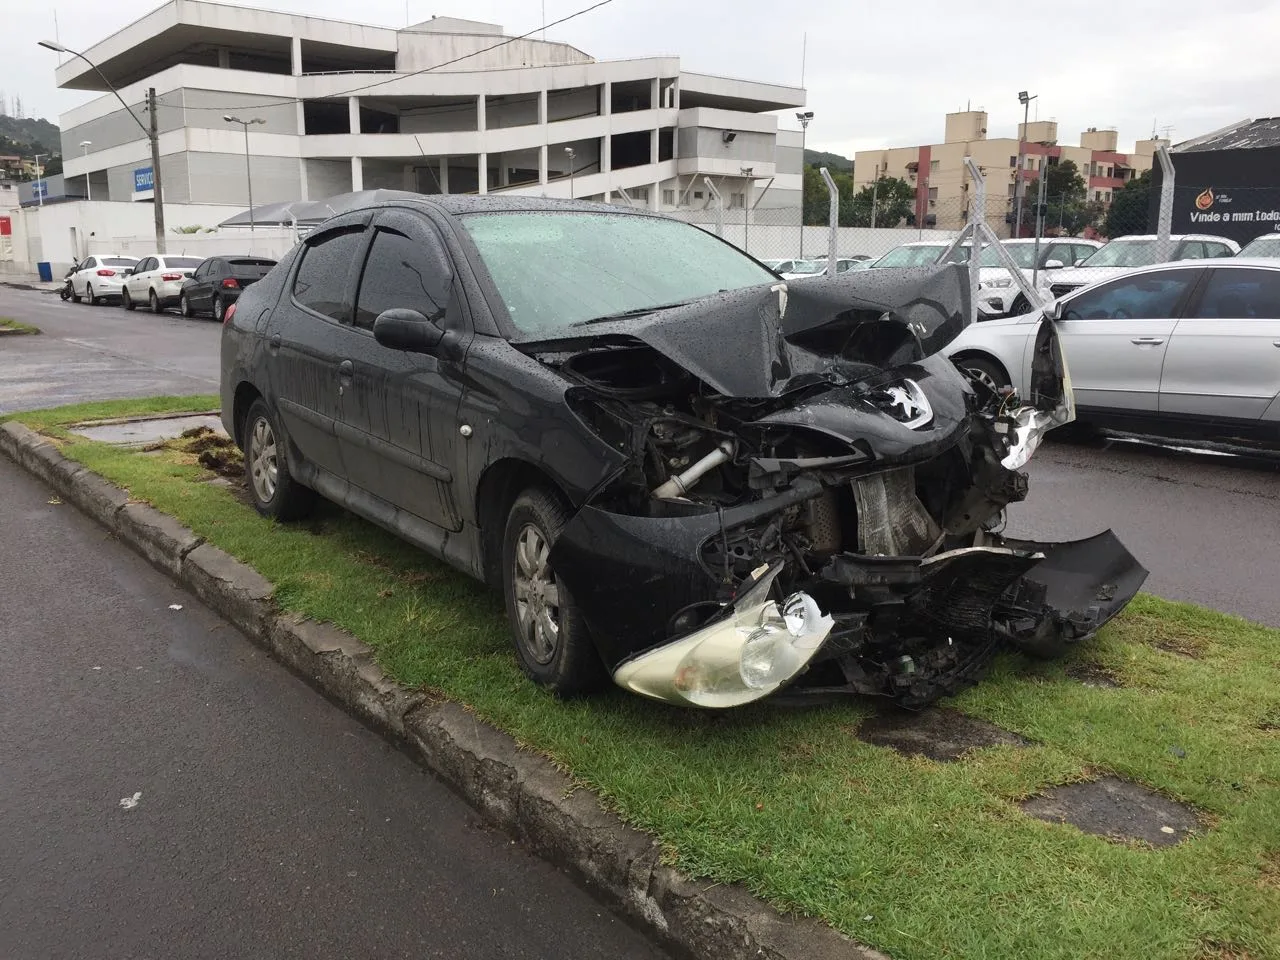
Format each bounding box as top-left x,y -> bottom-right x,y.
819,167 -> 838,276
703,177 -> 724,237
1156,144 -> 1175,254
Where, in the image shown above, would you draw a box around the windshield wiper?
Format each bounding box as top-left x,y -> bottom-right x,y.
571,300 -> 695,327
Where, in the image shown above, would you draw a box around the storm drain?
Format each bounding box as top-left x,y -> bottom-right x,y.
857,708 -> 1030,762
1020,776 -> 1200,846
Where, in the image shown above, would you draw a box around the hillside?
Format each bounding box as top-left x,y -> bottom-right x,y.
0,115 -> 62,160
804,148 -> 852,173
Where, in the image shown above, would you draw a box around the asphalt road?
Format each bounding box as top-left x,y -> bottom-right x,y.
0,284 -> 220,412
0,454 -> 670,960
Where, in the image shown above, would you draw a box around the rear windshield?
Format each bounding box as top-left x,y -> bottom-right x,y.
979,244 -> 1037,268
163,257 -> 203,269
1080,239 -> 1161,268
873,245 -> 968,268
228,259 -> 277,276
103,257 -> 138,267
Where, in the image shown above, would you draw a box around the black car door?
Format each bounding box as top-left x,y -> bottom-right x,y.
187,259 -> 213,309
334,208 -> 466,531
262,217 -> 368,480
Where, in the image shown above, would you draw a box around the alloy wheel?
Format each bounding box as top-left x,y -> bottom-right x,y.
512,523 -> 560,665
247,416 -> 279,504
966,365 -> 1002,395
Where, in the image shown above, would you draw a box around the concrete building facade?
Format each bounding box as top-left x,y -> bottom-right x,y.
855,111 -> 1167,235
53,1 -> 806,217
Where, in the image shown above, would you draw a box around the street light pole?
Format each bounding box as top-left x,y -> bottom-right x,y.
38,39 -> 166,251
80,141 -> 92,200
564,146 -> 575,199
33,153 -> 46,206
1014,90 -> 1037,239
795,111 -> 813,256
225,115 -> 265,232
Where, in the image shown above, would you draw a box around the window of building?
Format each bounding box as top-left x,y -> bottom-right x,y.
633,187 -> 649,202
662,189 -> 675,206
1106,165 -> 1113,177
729,192 -> 745,208
693,190 -> 703,200
293,227 -> 364,322
928,187 -> 938,200
1009,156 -> 1017,167
1095,190 -> 1103,201
1008,183 -> 1016,197
929,159 -> 940,173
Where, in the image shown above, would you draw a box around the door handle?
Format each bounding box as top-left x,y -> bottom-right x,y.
269,334 -> 281,353
337,360 -> 354,380
1130,337 -> 1165,345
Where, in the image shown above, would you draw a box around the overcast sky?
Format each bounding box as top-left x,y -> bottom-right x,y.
6,0 -> 1278,157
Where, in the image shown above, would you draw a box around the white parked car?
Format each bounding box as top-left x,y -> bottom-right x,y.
866,240 -> 966,269
1044,234 -> 1239,300
779,259 -> 826,281
121,254 -> 205,313
68,254 -> 140,305
945,258 -> 1280,446
974,238 -> 1103,318
1238,233 -> 1280,258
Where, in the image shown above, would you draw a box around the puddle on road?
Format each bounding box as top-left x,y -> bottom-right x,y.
70,413 -> 226,447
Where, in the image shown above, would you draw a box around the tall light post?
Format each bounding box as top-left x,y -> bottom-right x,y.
795,110 -> 813,256
225,115 -> 265,231
33,153 -> 46,206
39,39 -> 166,251
1014,90 -> 1037,238
741,165 -> 754,254
80,140 -> 92,200
564,146 -> 576,199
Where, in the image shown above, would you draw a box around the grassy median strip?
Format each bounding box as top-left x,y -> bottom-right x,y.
0,316 -> 41,335
8,396 -> 1279,960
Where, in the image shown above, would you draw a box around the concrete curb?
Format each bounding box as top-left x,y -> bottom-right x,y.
0,419 -> 887,960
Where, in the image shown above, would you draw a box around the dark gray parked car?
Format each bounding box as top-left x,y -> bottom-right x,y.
220,196 -> 1144,710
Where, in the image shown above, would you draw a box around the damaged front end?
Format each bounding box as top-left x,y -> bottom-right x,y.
534,267 -> 1147,709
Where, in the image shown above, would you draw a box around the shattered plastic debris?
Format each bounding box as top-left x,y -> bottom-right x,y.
47,497 -> 62,505
119,792 -> 142,810
168,604 -> 183,611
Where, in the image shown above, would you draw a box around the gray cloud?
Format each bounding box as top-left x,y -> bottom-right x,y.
6,0 -> 1275,158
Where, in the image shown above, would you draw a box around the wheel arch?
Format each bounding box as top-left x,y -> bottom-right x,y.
949,349 -> 1011,385
474,457 -> 573,588
231,381 -> 264,449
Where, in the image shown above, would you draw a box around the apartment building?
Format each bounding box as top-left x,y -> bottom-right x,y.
855,111 -> 1167,234
54,0 -> 805,217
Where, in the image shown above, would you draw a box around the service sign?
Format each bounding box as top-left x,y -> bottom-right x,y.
134,167 -> 154,192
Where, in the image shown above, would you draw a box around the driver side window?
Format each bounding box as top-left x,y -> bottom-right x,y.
353,225 -> 452,331
1063,271 -> 1197,321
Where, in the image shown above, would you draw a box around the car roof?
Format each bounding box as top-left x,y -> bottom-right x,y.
1081,257 -> 1280,278
365,195 -> 656,219
1003,237 -> 1101,245
1106,233 -> 1239,244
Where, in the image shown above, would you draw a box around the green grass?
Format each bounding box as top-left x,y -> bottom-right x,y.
13,396 -> 1280,960
0,315 -> 41,335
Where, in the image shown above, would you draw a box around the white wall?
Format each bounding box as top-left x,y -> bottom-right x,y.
99,230 -> 296,261
304,159 -> 352,198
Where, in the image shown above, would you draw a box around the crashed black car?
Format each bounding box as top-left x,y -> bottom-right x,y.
220,196 -> 1146,709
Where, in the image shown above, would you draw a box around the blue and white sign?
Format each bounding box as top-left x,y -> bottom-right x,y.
32,180 -> 48,200
134,166 -> 154,192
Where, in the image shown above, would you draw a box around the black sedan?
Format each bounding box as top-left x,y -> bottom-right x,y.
220,196 -> 1145,709
180,256 -> 278,321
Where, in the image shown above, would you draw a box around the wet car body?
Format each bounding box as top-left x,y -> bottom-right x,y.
221,197 -> 1146,710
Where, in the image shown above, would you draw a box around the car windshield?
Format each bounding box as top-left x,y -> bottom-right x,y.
979,244 -> 1038,268
103,257 -> 138,267
460,211 -> 776,336
787,260 -> 824,275
164,257 -> 203,269
872,245 -> 965,268
1080,239 -> 1163,268
1239,234 -> 1280,257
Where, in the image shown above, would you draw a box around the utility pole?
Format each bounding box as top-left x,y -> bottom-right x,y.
870,170 -> 879,230
33,153 -> 46,205
148,88 -> 167,252
1014,90 -> 1037,239
795,111 -> 813,256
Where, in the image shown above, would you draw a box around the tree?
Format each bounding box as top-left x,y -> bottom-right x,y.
802,164 -> 855,226
1104,168 -> 1154,238
1015,159 -> 1097,235
845,176 -> 915,228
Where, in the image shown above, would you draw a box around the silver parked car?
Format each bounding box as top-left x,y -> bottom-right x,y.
1238,234 -> 1280,258
945,259 -> 1280,445
1044,234 -> 1240,300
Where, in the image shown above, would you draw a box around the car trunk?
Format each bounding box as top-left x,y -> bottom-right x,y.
226,259 -> 277,289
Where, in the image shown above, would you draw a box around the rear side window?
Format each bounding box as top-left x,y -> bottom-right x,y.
1205,242 -> 1235,258
1192,268 -> 1280,320
293,228 -> 364,321
1179,241 -> 1207,260
354,228 -> 452,330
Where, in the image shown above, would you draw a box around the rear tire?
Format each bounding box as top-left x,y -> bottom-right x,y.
149,290 -> 161,314
501,488 -> 605,697
122,288 -> 136,311
212,295 -> 225,323
242,398 -> 315,521
88,285 -> 100,306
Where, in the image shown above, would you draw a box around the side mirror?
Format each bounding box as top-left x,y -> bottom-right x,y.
1045,300 -> 1064,321
1043,259 -> 1064,270
373,308 -> 449,355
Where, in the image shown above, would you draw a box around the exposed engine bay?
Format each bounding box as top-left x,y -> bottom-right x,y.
525,267 -> 1146,709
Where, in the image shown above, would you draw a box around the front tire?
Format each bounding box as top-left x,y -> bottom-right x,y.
956,354 -> 1011,394
501,488 -> 604,697
242,398 -> 315,521
122,288 -> 136,311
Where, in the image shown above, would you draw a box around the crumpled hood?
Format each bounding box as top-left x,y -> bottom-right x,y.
557,265 -> 973,399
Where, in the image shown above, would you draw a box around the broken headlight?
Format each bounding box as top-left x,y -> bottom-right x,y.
612,564 -> 835,708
